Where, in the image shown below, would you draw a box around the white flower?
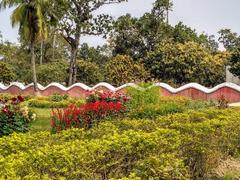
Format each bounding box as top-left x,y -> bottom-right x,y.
31,113 -> 37,121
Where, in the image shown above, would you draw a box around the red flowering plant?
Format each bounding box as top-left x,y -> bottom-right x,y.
51,91 -> 131,133
86,90 -> 131,104
0,95 -> 36,137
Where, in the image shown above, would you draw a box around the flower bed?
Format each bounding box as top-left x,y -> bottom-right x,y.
51,91 -> 131,132
0,96 -> 35,137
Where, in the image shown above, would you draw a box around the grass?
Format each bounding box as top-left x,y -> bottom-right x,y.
221,171 -> 240,180
30,108 -> 52,132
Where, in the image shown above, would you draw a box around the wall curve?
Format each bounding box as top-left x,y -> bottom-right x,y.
0,82 -> 240,103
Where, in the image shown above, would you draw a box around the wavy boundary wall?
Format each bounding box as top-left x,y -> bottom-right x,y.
0,82 -> 240,102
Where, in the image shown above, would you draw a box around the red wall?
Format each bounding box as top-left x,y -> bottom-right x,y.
1,83 -> 240,103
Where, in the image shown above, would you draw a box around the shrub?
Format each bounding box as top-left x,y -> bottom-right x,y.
110,109 -> 240,179
0,128 -> 189,179
126,83 -> 161,110
144,41 -> 226,87
0,61 -> 16,84
28,96 -> 85,109
77,59 -> 104,85
86,90 -> 131,104
51,101 -> 126,133
186,99 -> 216,109
0,96 -> 35,137
104,55 -> 149,86
127,103 -> 184,119
36,61 -> 68,86
48,94 -> 69,102
159,96 -> 191,106
28,99 -> 70,108
1,109 -> 240,178
154,109 -> 240,179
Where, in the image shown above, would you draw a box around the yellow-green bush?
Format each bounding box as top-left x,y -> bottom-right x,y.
1,109 -> 240,179
28,99 -> 70,108
104,55 -> 149,86
0,61 -> 16,84
127,103 -> 184,119
28,96 -> 85,108
0,129 -> 189,179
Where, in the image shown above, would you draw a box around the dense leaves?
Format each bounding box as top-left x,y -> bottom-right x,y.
0,61 -> 16,84
104,55 -> 149,86
0,96 -> 35,137
76,59 -> 103,85
144,41 -> 227,86
1,108 -> 240,179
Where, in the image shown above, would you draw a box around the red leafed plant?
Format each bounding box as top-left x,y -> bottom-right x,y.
51,101 -> 126,133
86,90 -> 131,104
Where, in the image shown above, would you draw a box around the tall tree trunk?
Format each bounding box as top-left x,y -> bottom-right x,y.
68,33 -> 80,86
52,32 -> 56,59
73,56 -> 78,84
30,42 -> 40,95
40,41 -> 43,65
166,8 -> 169,24
68,47 -> 78,86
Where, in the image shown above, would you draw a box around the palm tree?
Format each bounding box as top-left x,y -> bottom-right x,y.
0,0 -> 48,95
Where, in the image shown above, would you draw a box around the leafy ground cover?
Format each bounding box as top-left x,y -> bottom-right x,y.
30,108 -> 52,132
1,89 -> 239,179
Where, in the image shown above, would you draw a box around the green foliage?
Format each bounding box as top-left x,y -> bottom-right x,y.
128,103 -> 184,119
228,48 -> 240,78
0,61 -> 16,84
48,94 -> 69,102
28,96 -> 84,109
77,59 -> 103,85
115,109 -> 240,179
1,108 -> 240,179
36,61 -> 68,85
144,41 -> 227,86
126,83 -> 160,108
104,55 -> 149,86
78,43 -> 110,67
0,97 -> 35,137
30,108 -> 52,132
186,99 -> 216,110
218,29 -> 240,51
0,127 -> 188,179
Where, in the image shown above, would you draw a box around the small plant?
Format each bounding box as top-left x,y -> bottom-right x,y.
0,96 -> 35,137
48,94 -> 69,102
217,95 -> 229,109
86,90 -> 131,104
126,82 -> 160,109
51,101 -> 126,133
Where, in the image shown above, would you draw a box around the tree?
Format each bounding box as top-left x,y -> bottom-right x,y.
76,59 -> 103,85
37,61 -> 68,85
172,22 -> 218,51
104,55 -> 149,86
0,61 -> 16,84
152,0 -> 173,23
218,29 -> 240,51
228,48 -> 240,78
0,31 -> 3,43
54,0 -> 127,86
78,43 -> 110,67
0,0 -> 49,94
144,41 -> 227,87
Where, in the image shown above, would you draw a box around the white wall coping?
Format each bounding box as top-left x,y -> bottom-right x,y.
0,82 -> 240,94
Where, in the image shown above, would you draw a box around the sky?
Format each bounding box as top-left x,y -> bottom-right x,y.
0,0 -> 240,47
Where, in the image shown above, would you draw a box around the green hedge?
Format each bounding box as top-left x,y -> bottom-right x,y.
28,98 -> 85,108
0,129 -> 189,179
127,103 -> 184,119
1,109 -> 240,179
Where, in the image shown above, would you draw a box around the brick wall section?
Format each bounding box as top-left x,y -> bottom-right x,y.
1,82 -> 240,103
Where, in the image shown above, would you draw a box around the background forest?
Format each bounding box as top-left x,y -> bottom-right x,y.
0,0 -> 240,88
